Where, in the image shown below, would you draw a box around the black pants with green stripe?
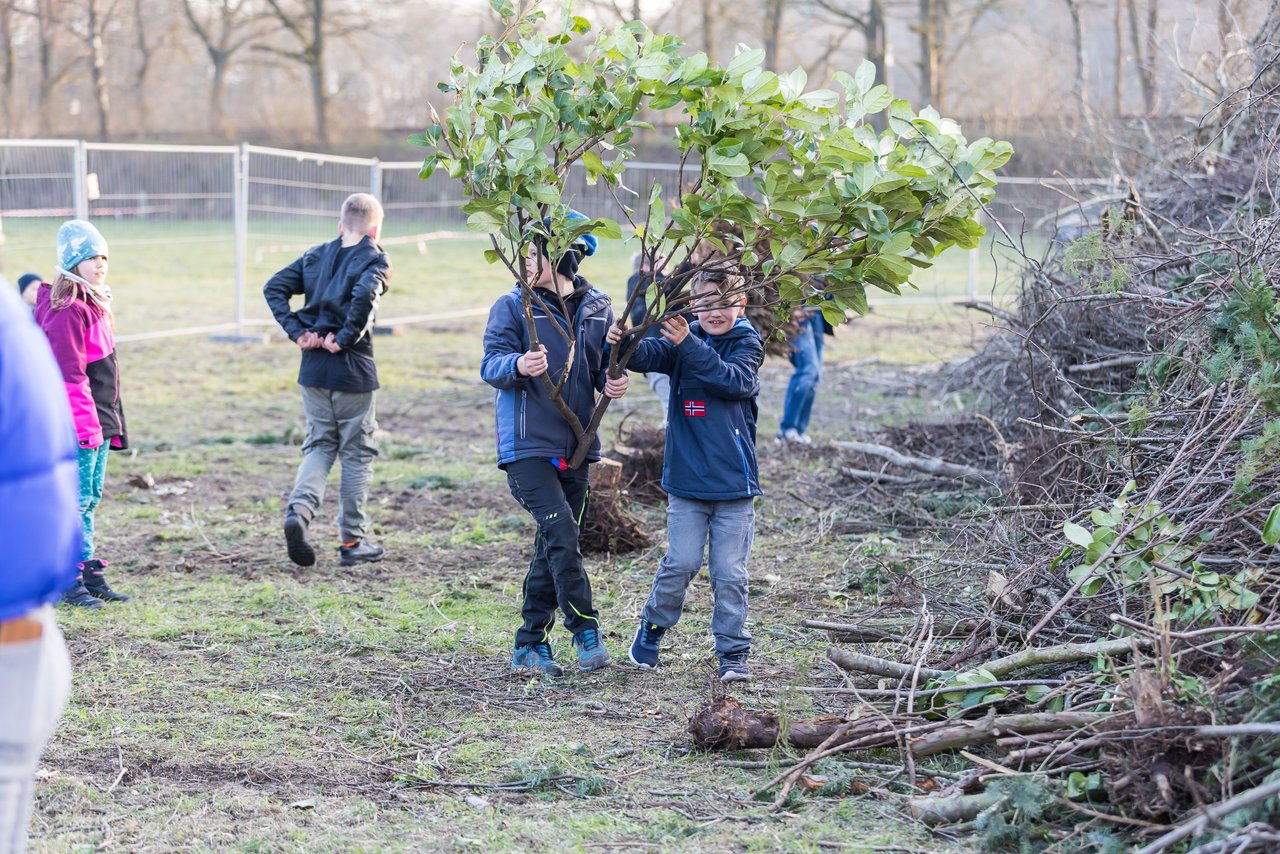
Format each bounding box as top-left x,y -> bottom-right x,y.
504,458 -> 597,647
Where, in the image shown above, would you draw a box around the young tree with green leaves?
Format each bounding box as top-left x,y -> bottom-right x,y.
414,0 -> 1010,468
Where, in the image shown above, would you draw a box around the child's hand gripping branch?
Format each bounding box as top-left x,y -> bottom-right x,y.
516,344 -> 548,377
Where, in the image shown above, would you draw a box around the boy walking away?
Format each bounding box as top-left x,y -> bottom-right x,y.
264,193 -> 391,568
606,268 -> 764,682
482,212 -> 629,676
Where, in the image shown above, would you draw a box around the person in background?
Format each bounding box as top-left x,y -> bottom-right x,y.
17,274 -> 42,310
263,193 -> 392,569
0,280 -> 81,851
776,291 -> 834,446
35,221 -> 130,607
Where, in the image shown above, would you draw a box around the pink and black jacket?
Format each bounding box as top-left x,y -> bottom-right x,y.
34,285 -> 128,451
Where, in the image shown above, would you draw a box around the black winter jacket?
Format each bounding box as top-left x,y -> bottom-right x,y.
263,236 -> 391,393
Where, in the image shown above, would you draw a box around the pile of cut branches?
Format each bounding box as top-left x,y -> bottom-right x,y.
697,14 -> 1280,850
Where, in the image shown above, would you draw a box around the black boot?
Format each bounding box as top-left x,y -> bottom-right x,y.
61,573 -> 104,609
82,558 -> 131,602
284,505 -> 317,567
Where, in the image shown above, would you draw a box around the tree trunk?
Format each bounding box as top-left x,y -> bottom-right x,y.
310,0 -> 329,145
211,54 -> 230,136
133,0 -> 154,133
1125,0 -> 1157,115
0,1 -> 13,132
762,0 -> 784,72
38,0 -> 56,134
701,0 -> 716,59
1112,0 -> 1123,115
88,0 -> 111,139
1064,0 -> 1089,125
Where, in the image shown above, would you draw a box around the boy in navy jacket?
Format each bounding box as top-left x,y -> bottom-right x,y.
482,214 -> 628,676
607,267 -> 764,681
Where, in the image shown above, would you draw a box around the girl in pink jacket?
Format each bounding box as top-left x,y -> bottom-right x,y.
35,220 -> 131,607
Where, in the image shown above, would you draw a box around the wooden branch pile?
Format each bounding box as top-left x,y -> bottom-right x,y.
605,423 -> 667,506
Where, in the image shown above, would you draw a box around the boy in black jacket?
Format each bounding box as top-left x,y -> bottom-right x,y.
264,193 -> 391,568
607,267 -> 764,681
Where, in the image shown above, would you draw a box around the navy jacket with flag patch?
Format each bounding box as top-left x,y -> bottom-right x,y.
481,281 -> 614,467
626,317 -> 764,501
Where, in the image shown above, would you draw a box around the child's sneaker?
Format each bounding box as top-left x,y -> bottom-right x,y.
81,559 -> 130,602
572,627 -> 613,672
283,507 -> 316,567
512,641 -> 564,676
339,539 -> 385,566
719,654 -> 752,682
628,620 -> 666,669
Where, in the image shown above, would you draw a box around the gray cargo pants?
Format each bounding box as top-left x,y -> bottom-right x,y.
288,387 -> 378,541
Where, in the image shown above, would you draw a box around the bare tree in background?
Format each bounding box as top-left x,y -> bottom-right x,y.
85,0 -> 110,138
912,0 -> 1002,113
762,0 -> 786,70
0,1 -> 15,129
1124,0 -> 1157,114
258,0 -> 373,145
808,0 -> 889,87
182,0 -> 265,137
1064,0 -> 1091,124
580,0 -> 643,25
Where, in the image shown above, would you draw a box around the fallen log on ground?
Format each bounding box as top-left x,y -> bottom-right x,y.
906,790 -> 1008,826
826,647 -> 948,681
688,697 -> 1109,758
802,617 -> 977,643
832,439 -> 998,484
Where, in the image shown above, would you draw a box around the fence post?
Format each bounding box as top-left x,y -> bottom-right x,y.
73,140 -> 88,220
370,159 -> 382,201
233,142 -> 249,334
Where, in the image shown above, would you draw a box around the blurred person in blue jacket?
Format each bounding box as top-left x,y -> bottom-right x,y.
0,283 -> 81,852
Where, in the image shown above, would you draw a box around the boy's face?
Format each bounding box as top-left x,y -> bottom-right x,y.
76,255 -> 108,288
525,244 -> 555,286
692,284 -> 744,336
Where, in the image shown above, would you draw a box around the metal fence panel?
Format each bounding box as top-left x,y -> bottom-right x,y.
1,138 -> 1115,339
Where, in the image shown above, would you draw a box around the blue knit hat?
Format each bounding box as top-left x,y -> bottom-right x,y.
56,220 -> 109,275
17,273 -> 41,294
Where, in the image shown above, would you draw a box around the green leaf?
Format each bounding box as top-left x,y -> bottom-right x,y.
706,149 -> 750,178
483,249 -> 501,264
1263,504 -> 1280,546
725,47 -> 766,79
582,150 -> 606,177
1063,521 -> 1093,547
853,59 -> 876,93
741,68 -> 780,104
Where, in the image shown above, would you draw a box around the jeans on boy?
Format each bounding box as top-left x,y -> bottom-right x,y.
505,459 -> 598,645
779,310 -> 825,436
289,387 -> 378,541
0,606 -> 72,854
76,445 -> 109,561
642,494 -> 754,659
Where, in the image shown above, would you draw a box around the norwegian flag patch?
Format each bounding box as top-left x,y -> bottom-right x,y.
683,400 -> 706,417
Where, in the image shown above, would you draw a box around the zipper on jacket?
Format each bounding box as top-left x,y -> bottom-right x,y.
734,428 -> 752,490
519,390 -> 527,439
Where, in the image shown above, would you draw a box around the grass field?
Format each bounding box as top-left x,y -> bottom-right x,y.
6,220 -> 1010,852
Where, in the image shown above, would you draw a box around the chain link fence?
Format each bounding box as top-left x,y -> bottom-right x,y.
0,139 -> 1113,341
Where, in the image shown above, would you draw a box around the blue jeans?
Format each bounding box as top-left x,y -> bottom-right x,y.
779,311 -> 825,436
642,494 -> 754,659
77,445 -> 109,561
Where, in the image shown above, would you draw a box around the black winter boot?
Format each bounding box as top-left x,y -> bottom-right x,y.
61,574 -> 104,609
284,505 -> 317,567
82,559 -> 131,602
